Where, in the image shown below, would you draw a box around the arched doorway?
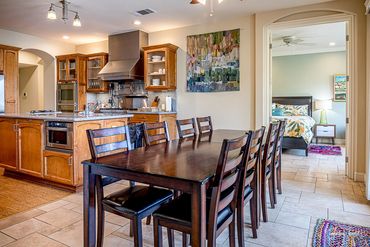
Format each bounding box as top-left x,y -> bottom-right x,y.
19,48 -> 55,112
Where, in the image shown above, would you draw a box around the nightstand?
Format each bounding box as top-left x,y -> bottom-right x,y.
314,124 -> 336,145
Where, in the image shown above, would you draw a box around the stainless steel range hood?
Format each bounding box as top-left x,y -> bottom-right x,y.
98,30 -> 148,81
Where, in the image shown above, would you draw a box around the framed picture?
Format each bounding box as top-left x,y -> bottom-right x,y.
186,29 -> 240,92
333,74 -> 347,102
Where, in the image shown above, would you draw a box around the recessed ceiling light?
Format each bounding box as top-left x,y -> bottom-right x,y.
134,20 -> 141,25
329,42 -> 336,46
62,35 -> 70,40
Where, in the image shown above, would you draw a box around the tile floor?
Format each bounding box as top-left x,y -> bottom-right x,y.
0,149 -> 369,247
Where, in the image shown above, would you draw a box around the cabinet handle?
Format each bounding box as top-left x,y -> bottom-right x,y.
12,124 -> 18,132
68,156 -> 73,166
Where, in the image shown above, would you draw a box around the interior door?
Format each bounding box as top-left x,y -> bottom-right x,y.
344,21 -> 351,179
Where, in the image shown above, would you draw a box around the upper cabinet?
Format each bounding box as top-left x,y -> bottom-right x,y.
143,43 -> 178,91
0,44 -> 20,114
86,53 -> 108,93
56,54 -> 86,83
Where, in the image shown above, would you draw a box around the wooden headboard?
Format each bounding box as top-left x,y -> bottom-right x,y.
272,96 -> 313,116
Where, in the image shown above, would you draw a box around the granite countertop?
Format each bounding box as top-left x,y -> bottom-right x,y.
127,111 -> 177,115
0,113 -> 134,122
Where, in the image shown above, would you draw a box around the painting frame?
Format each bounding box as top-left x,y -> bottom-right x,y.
186,29 -> 240,93
333,74 -> 347,102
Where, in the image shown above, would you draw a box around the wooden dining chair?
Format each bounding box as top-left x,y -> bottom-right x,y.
143,121 -> 170,146
196,116 -> 213,135
86,126 -> 173,247
152,134 -> 250,247
260,122 -> 279,222
176,118 -> 197,139
237,127 -> 265,245
272,120 -> 286,205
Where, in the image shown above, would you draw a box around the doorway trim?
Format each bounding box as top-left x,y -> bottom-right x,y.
259,13 -> 358,180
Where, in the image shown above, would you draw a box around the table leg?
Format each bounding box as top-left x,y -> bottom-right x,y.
83,165 -> 96,247
191,183 -> 206,247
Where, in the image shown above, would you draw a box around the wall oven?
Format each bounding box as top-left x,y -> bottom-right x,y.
46,121 -> 73,150
57,82 -> 78,112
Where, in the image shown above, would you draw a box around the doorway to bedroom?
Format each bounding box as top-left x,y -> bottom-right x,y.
271,21 -> 347,171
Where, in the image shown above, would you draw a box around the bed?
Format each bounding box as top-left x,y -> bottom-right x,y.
272,96 -> 315,156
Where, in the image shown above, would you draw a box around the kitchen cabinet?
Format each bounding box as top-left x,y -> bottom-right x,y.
56,54 -> 86,83
18,120 -> 44,177
56,54 -> 87,111
44,150 -> 73,185
129,113 -> 177,140
0,118 -> 17,170
143,44 -> 178,91
0,48 -> 3,71
1,45 -> 20,114
86,53 -> 109,93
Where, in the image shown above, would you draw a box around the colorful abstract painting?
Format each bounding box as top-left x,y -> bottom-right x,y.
186,29 -> 240,92
334,74 -> 347,101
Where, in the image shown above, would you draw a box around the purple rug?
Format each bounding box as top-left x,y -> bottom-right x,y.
313,219 -> 370,247
309,145 -> 342,156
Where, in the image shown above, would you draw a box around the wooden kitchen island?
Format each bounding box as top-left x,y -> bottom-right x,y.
0,113 -> 133,191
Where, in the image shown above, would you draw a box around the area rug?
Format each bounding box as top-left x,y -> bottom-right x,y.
309,144 -> 342,156
313,219 -> 370,247
0,175 -> 71,219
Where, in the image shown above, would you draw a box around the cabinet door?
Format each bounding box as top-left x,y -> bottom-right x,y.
58,58 -> 67,81
0,118 -> 17,170
18,121 -> 44,177
0,48 -> 3,71
44,150 -> 73,185
4,49 -> 19,113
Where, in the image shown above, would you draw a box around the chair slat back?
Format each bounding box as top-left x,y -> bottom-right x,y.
238,127 -> 265,201
176,118 -> 197,139
274,120 -> 286,165
208,134 -> 250,238
261,123 -> 279,176
86,125 -> 132,160
196,116 -> 213,134
143,121 -> 170,146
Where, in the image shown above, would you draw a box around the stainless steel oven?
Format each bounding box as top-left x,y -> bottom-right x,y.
46,121 -> 73,150
57,82 -> 78,112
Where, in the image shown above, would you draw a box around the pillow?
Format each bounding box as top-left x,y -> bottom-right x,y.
272,108 -> 284,116
274,103 -> 308,116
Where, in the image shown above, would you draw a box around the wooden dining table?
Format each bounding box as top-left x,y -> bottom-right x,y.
82,129 -> 248,247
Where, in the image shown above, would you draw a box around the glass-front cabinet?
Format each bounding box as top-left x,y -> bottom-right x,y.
56,54 -> 85,83
143,43 -> 178,91
86,53 -> 108,93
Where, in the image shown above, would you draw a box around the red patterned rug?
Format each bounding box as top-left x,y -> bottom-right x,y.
309,144 -> 342,156
313,219 -> 370,247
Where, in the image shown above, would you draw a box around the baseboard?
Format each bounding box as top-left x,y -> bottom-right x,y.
354,172 -> 365,182
334,139 -> 346,145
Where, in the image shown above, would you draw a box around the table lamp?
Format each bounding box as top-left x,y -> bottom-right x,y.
315,99 -> 332,124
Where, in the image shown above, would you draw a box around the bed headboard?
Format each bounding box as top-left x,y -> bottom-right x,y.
272,96 -> 313,117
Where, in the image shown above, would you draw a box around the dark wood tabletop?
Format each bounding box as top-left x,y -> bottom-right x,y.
84,129 -> 247,183
82,129 -> 247,247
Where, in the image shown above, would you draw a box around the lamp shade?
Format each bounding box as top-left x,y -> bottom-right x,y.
315,99 -> 333,110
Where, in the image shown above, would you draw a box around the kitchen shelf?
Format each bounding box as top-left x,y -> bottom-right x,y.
86,53 -> 108,93
143,43 -> 178,91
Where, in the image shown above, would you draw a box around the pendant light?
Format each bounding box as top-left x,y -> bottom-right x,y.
47,0 -> 82,27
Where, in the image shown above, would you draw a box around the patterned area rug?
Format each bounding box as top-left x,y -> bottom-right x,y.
309,144 -> 342,156
313,219 -> 370,247
0,174 -> 71,219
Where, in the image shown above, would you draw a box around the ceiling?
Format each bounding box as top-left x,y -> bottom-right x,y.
272,22 -> 346,57
0,0 -> 335,45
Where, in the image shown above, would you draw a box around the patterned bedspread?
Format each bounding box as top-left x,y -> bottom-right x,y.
272,116 -> 316,144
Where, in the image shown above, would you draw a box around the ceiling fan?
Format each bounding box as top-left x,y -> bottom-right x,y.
274,36 -> 315,48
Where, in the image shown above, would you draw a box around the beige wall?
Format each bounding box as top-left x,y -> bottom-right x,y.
255,0 -> 368,178
75,40 -> 108,54
19,65 -> 44,113
149,17 -> 255,130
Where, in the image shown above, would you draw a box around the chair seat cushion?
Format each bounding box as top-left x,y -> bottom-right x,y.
153,194 -> 232,229
244,185 -> 253,200
103,185 -> 173,216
